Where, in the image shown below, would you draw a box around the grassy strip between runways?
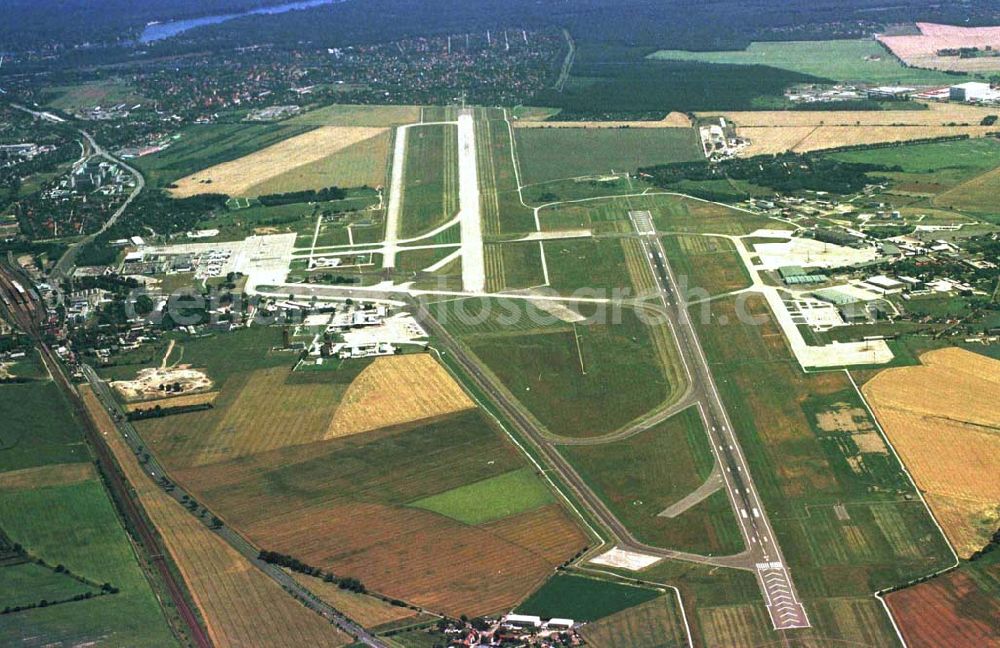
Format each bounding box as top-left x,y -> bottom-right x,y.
409,467 -> 553,525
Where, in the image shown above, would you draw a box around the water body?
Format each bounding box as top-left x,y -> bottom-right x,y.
139,0 -> 340,43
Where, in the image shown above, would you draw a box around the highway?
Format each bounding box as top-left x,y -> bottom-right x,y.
628,210 -> 810,630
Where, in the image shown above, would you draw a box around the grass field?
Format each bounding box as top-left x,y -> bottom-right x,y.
934,164 -> 1000,220
543,238 -> 636,296
42,80 -> 146,112
286,104 -> 421,127
863,348 -> 1000,557
538,193 -> 780,236
82,387 -> 352,647
886,552 -> 1000,648
0,562 -> 101,610
650,39 -> 958,85
475,111 -> 536,236
515,574 -> 660,622
579,594 -> 688,648
483,242 -> 547,292
464,307 -> 680,439
0,462 -> 95,490
0,481 -> 176,646
514,128 -> 703,185
560,406 -> 743,555
133,122 -> 313,189
0,381 -> 89,473
661,235 -> 752,298
169,126 -> 387,198
399,124 -> 458,237
410,467 -> 554,525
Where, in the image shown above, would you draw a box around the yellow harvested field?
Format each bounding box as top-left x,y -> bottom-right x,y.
124,391 -> 218,412
878,23 -> 1000,73
515,111 -> 692,129
706,102 -> 1000,127
325,354 -> 475,439
863,348 -> 1000,557
247,129 -> 391,194
79,386 -> 352,648
169,126 -> 387,197
287,104 -> 422,127
290,573 -> 418,628
0,462 -> 96,490
738,125 -> 996,156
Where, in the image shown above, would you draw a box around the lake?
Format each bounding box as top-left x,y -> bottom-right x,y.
139,0 -> 341,43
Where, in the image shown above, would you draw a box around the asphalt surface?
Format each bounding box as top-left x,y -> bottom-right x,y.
630,213 -> 810,630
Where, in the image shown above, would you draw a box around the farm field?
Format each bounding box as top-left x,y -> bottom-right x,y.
738,124 -> 999,156
0,561 -> 101,611
687,293 -> 953,643
862,347 -> 1000,557
168,126 -> 387,198
513,112 -> 693,129
0,480 -> 176,646
462,306 -> 682,439
153,404 -> 586,618
247,128 -> 391,194
704,101 -> 1000,127
81,387 -> 352,647
579,594 -> 688,648
650,39 -> 957,84
137,347 -> 472,468
0,462 -> 95,490
325,354 -> 475,439
399,123 -> 458,237
410,467 -> 554,525
133,122 -> 313,189
514,127 -> 702,185
560,406 -> 744,555
886,553 -> 1000,648
877,22 -> 1000,73
515,573 -> 660,622
661,235 -> 751,298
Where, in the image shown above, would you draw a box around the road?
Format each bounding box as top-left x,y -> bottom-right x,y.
10,104 -> 146,282
629,211 -> 811,630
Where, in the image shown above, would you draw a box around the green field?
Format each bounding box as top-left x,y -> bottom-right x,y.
42,80 -> 146,112
410,467 -> 554,524
133,122 -> 313,189
462,307 -> 678,439
484,242 -> 547,292
544,238 -> 636,295
400,124 -> 458,237
0,481 -> 176,646
285,104 -> 421,127
0,562 -> 102,610
560,406 -> 743,554
515,128 -> 703,185
661,235 -> 752,298
650,39 -> 958,85
515,573 -> 660,621
0,381 -> 89,472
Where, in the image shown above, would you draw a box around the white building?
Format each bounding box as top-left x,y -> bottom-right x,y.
949,82 -> 1000,103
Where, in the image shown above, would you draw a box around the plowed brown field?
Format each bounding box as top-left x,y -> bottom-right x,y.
80,386 -> 352,648
887,567 -> 1000,648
